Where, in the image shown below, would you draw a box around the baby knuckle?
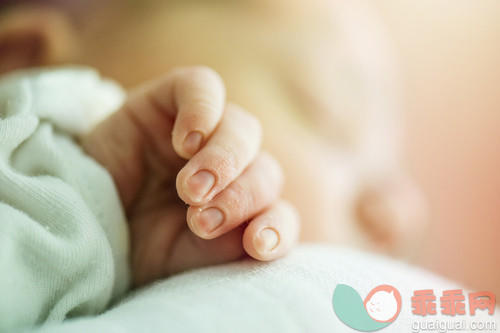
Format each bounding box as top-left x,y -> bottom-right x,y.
227,104 -> 262,142
223,184 -> 251,219
245,112 -> 263,138
259,152 -> 284,188
211,146 -> 240,181
187,98 -> 220,117
186,66 -> 224,87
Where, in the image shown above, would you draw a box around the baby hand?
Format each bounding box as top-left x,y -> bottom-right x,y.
82,67 -> 300,286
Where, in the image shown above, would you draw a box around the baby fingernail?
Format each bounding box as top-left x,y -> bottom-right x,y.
254,228 -> 279,254
195,207 -> 224,235
185,170 -> 215,202
183,131 -> 203,156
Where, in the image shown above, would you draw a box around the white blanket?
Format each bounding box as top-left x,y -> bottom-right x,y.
33,245 -> 499,332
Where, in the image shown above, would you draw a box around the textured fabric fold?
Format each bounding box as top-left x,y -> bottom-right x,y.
0,67 -> 129,332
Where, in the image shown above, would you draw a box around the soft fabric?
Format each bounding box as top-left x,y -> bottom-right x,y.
31,245 -> 499,332
0,67 -> 129,332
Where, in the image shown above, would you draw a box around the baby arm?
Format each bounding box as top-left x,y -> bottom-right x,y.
82,67 -> 300,285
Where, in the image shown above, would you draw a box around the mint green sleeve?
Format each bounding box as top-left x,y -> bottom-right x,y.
0,67 -> 130,332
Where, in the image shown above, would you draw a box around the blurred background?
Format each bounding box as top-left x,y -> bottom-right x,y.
376,0 -> 500,296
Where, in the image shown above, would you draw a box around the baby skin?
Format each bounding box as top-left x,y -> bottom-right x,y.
82,67 -> 300,286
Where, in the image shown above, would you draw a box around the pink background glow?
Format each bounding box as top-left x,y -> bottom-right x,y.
378,0 -> 500,296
